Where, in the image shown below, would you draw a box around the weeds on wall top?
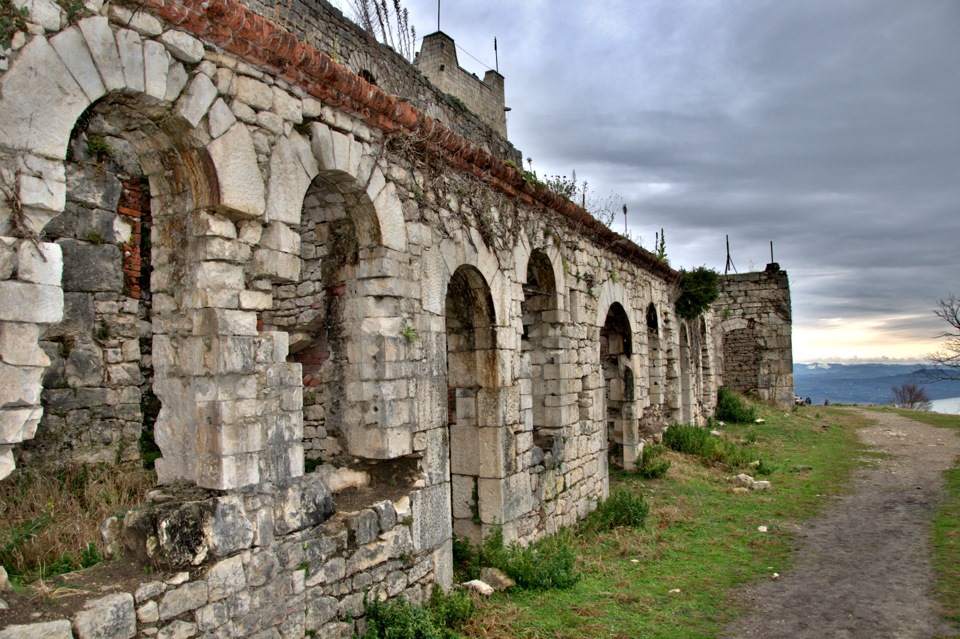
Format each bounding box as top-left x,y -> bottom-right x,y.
674,265 -> 720,320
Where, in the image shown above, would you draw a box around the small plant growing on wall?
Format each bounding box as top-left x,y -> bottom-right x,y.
675,266 -> 720,320
86,134 -> 114,164
400,324 -> 419,344
0,2 -> 27,49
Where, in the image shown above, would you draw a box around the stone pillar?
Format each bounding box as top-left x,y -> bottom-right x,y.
0,239 -> 63,479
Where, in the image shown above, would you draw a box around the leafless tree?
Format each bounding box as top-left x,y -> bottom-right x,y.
348,0 -> 416,61
890,382 -> 932,411
923,294 -> 960,381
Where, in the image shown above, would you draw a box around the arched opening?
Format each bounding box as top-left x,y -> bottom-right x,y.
600,303 -> 636,469
520,249 -> 564,467
699,317 -> 714,413
446,265 -> 498,544
644,303 -> 662,429
680,324 -> 695,424
265,173 -> 363,468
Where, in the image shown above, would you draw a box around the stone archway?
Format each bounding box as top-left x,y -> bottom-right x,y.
445,265 -> 500,544
600,302 -> 638,470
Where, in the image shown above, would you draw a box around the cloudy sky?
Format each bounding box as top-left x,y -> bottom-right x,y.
337,0 -> 960,363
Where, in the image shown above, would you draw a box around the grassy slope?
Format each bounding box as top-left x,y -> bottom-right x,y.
464,405 -> 873,638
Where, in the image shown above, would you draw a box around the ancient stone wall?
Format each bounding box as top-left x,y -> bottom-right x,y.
715,264 -> 794,408
0,0 -> 780,634
235,0 -> 519,162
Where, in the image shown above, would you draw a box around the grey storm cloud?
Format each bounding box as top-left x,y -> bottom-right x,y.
389,0 -> 960,360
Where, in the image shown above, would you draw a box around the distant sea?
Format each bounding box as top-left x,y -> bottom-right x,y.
930,397 -> 960,415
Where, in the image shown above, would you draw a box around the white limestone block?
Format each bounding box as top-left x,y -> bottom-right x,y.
234,76 -> 272,110
207,98 -> 236,139
260,222 -> 300,255
160,29 -> 203,63
0,322 -> 47,367
373,182 -> 407,251
265,134 -> 313,225
0,619 -> 74,639
50,26 -> 107,102
109,5 -> 163,36
207,123 -> 265,219
251,248 -> 300,282
143,40 -> 170,100
193,308 -> 258,336
191,261 -> 245,290
18,172 -> 64,215
309,121 -> 335,171
271,86 -> 302,123
238,289 -> 272,310
256,111 -> 284,135
0,281 -> 63,323
16,240 -> 61,286
116,28 -> 144,94
0,407 -> 43,444
0,445 -> 14,481
329,129 -> 351,174
178,72 -> 218,128
0,361 -> 44,407
164,61 -> 188,102
13,0 -> 62,32
0,36 -> 89,160
79,16 -> 125,92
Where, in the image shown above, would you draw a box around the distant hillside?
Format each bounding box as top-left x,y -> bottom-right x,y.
793,363 -> 960,405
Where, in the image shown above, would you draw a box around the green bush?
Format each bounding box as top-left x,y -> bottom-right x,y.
479,528 -> 580,591
675,266 -> 720,319
715,387 -> 757,423
586,488 -> 650,530
663,423 -> 712,456
663,423 -> 750,471
637,443 -> 671,479
361,585 -> 473,639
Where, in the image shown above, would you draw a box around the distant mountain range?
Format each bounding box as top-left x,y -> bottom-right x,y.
793,363 -> 960,405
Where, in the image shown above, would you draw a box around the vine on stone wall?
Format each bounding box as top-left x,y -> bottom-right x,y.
675,266 -> 720,320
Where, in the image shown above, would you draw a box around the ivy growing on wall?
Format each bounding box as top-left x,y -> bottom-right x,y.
675,266 -> 720,320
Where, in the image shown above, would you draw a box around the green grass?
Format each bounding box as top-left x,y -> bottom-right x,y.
882,407 -> 960,630
462,405 -> 871,638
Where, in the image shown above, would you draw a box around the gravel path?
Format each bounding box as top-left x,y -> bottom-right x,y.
723,409 -> 960,639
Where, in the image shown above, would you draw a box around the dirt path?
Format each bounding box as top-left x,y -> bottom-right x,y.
723,409 -> 960,639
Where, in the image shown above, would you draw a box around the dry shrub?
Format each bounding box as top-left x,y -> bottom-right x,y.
0,462 -> 155,582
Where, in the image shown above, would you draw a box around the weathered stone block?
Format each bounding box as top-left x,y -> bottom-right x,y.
16,241 -> 62,286
72,592 -> 136,639
159,580 -> 208,620
59,240 -> 121,293
160,29 -> 203,63
0,620 -> 74,639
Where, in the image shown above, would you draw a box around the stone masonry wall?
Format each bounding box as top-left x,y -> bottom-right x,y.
416,31 -> 507,138
235,0 -> 519,162
715,264 -> 794,408
0,0 -> 779,633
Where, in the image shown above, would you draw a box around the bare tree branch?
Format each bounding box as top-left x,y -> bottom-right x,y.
922,295 -> 960,381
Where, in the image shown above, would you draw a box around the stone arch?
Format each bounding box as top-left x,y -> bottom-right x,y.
265,150 -> 415,465
600,302 -> 639,470
520,248 -> 565,460
446,264 -> 501,543
0,20 -> 321,489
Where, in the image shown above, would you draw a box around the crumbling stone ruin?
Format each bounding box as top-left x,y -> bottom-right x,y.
0,0 -> 793,635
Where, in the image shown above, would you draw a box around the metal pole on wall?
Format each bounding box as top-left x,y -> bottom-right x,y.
437,0 -> 440,31
770,241 -> 774,264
